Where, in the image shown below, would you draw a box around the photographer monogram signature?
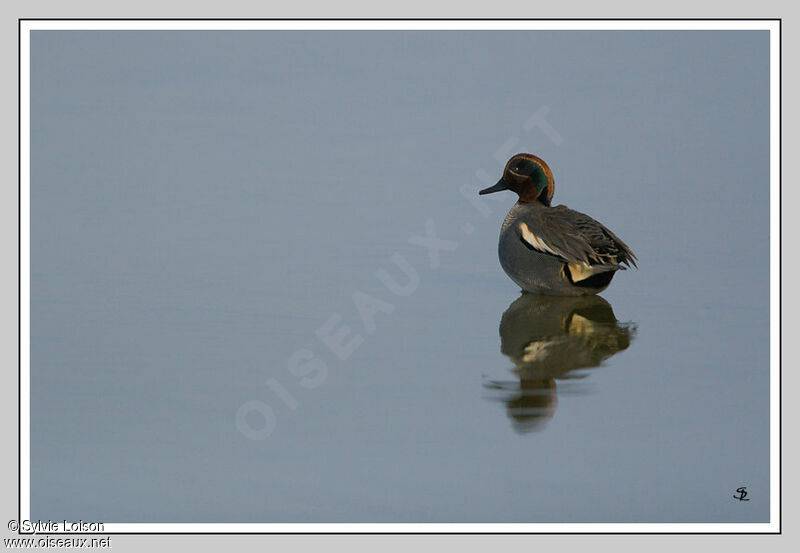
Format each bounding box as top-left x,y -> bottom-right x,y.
733,487 -> 750,501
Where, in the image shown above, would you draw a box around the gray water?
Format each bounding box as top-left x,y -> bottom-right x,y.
30,30 -> 770,523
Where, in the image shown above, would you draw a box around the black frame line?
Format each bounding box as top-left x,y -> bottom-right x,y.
16,17 -> 782,536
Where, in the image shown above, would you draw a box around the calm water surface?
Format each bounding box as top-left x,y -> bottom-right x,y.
30,30 -> 770,523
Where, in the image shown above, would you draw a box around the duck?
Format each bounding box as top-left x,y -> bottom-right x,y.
479,153 -> 637,296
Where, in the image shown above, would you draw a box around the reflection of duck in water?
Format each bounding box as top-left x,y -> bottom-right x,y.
485,294 -> 635,434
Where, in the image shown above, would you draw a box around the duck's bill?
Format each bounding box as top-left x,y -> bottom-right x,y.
478,179 -> 508,195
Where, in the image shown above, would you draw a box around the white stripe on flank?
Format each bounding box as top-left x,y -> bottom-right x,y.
519,222 -> 562,257
522,340 -> 556,363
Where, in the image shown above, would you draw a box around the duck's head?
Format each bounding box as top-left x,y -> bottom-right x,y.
479,153 -> 554,205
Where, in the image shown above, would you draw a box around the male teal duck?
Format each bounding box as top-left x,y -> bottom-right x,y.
479,153 -> 637,296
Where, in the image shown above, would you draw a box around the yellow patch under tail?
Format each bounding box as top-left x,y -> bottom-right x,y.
567,262 -> 610,283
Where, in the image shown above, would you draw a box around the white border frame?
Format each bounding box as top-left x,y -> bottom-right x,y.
18,19 -> 781,534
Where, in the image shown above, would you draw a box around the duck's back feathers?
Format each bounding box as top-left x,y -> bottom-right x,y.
517,204 -> 638,269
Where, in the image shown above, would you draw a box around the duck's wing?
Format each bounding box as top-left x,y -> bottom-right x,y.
517,205 -> 638,268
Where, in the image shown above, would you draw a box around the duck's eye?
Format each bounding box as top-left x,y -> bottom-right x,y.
511,159 -> 537,177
